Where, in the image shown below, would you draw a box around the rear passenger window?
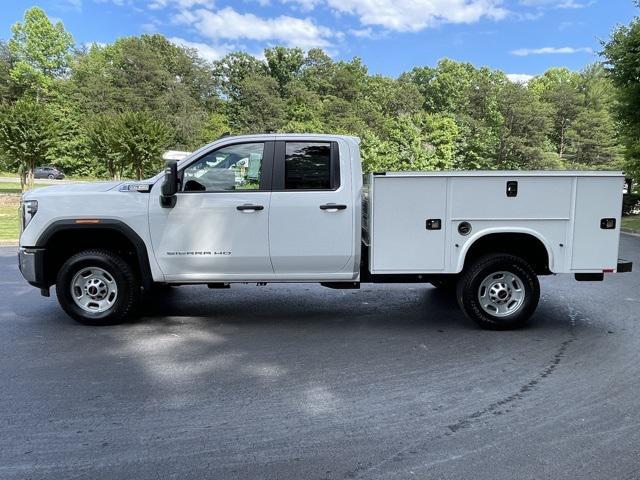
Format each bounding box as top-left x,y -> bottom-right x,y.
285,142 -> 333,190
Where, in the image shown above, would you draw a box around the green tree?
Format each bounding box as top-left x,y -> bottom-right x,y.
72,35 -> 216,148
228,73 -> 285,133
46,98 -> 93,176
8,7 -> 74,98
529,67 -> 582,158
300,48 -> 334,96
86,113 -> 124,180
404,60 -> 503,169
213,52 -> 266,101
566,109 -> 622,167
603,4 -> 640,180
496,82 -> 552,169
0,41 -> 18,103
87,112 -> 172,180
0,98 -> 53,189
114,111 -> 172,180
265,46 -> 305,94
197,111 -> 231,145
421,113 -> 459,169
282,79 -> 324,132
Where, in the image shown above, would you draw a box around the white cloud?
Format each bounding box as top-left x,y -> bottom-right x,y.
349,27 -> 375,38
141,22 -> 159,32
510,46 -> 594,56
96,0 -> 213,8
506,73 -> 535,84
282,0 -> 322,11
148,0 -> 214,9
62,0 -> 82,9
281,0 -> 509,32
176,7 -> 334,49
519,0 -> 592,8
168,37 -> 233,62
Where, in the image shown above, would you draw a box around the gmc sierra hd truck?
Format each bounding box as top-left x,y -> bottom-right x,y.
18,134 -> 632,329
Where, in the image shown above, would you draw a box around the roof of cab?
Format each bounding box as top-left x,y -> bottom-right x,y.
213,133 -> 360,143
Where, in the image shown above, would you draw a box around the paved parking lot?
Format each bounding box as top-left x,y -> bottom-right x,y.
1,236 -> 639,479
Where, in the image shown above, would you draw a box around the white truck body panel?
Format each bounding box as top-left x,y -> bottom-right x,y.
364,171 -> 624,275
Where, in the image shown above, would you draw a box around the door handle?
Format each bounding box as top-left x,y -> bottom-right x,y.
236,204 -> 264,212
319,204 -> 347,211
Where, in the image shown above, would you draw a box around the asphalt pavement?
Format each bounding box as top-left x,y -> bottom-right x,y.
1,236 -> 639,479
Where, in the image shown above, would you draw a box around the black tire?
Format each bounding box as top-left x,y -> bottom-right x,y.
456,254 -> 540,330
55,249 -> 140,325
48,174 -> 55,180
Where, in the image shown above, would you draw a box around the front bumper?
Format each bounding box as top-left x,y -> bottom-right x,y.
18,247 -> 47,289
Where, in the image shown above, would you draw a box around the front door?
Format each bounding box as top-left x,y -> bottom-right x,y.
149,141 -> 275,281
268,140 -> 355,277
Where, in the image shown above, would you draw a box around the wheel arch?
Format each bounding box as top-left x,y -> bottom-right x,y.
456,228 -> 554,275
34,219 -> 154,289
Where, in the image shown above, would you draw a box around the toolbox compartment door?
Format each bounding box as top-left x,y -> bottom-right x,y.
571,177 -> 622,271
370,176 -> 447,273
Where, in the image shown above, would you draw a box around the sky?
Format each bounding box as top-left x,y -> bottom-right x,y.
1,0 -> 638,81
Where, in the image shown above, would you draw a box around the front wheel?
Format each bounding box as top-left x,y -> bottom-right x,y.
456,254 -> 540,330
56,249 -> 140,325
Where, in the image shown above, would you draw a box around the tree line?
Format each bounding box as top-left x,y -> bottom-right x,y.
0,6 -> 638,190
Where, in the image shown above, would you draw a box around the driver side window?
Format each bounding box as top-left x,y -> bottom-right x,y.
182,142 -> 265,192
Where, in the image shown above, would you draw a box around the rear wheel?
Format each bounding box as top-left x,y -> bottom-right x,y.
456,254 -> 539,330
47,174 -> 55,179
56,249 -> 140,325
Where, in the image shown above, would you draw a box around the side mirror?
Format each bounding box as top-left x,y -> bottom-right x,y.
160,160 -> 178,208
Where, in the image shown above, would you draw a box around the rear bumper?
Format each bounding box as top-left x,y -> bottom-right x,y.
18,247 -> 47,289
574,259 -> 633,281
617,259 -> 633,273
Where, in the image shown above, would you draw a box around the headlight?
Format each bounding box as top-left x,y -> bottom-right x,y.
21,200 -> 38,230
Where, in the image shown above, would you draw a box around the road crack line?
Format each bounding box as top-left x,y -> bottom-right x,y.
349,305 -> 582,479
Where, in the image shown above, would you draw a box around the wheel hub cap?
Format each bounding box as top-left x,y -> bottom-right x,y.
70,267 -> 118,313
478,271 -> 525,317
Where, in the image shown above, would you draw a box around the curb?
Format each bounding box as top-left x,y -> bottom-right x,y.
621,229 -> 640,237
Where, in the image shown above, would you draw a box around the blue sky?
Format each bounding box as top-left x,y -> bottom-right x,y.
2,0 -> 638,80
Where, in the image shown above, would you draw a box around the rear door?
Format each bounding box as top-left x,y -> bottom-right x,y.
268,139 -> 354,276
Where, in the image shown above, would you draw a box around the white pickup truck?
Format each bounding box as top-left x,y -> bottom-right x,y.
18,134 -> 632,329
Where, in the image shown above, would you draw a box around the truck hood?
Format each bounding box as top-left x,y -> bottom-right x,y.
22,181 -> 124,199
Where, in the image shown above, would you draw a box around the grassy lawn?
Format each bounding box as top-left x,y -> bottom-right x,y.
622,215 -> 640,232
0,196 -> 20,243
0,182 -> 48,243
0,182 -> 49,195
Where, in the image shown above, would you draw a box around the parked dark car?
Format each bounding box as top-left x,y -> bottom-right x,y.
34,166 -> 65,180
